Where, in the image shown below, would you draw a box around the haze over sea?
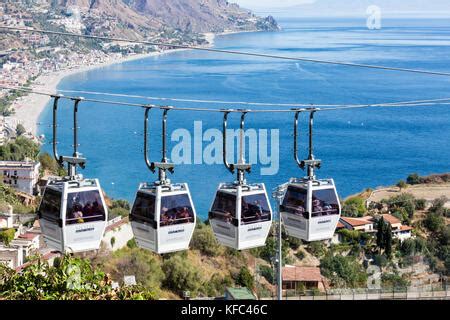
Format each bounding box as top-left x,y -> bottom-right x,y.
39,18 -> 450,218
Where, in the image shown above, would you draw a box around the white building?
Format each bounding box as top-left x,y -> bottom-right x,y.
0,160 -> 41,195
0,246 -> 23,269
381,214 -> 413,242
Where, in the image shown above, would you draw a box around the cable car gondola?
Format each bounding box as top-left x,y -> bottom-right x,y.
130,107 -> 196,254
209,111 -> 272,250
280,109 -> 341,242
38,96 -> 108,253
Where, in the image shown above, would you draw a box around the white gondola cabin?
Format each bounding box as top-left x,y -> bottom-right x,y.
130,182 -> 196,254
209,182 -> 272,250
38,178 -> 108,253
280,178 -> 341,242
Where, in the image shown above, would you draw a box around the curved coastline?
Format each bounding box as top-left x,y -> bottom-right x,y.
11,33 -> 217,137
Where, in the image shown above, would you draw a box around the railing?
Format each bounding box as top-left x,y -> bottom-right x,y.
261,285 -> 450,300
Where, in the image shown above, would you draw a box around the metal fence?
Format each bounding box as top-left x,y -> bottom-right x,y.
261,285 -> 450,300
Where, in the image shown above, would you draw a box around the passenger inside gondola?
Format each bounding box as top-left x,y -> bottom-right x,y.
160,194 -> 194,227
311,189 -> 339,217
241,194 -> 271,224
66,191 -> 106,224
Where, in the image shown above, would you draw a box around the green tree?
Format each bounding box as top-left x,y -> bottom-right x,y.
407,173 -> 421,185
376,217 -> 385,251
0,137 -> 39,161
397,180 -> 407,191
259,265 -> 274,284
101,247 -> 164,294
235,266 -> 254,290
342,196 -> 367,217
424,213 -> 445,232
162,254 -> 201,295
320,254 -> 367,288
0,228 -> 15,246
384,224 -> 393,258
190,221 -> 222,256
0,255 -> 157,300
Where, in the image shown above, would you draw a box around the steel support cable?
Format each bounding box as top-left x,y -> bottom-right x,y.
2,26 -> 450,77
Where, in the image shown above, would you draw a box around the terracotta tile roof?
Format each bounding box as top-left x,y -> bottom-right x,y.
18,232 -> 39,240
105,217 -> 129,232
336,221 -> 345,229
340,217 -> 373,227
282,266 -> 323,282
381,214 -> 401,225
400,225 -> 413,231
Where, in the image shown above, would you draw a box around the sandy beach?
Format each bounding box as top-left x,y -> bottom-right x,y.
9,50 -> 182,136
7,32 -> 226,137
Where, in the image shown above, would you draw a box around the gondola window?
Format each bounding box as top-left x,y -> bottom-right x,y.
241,194 -> 271,224
160,194 -> 194,227
311,189 -> 339,217
40,188 -> 61,221
281,187 -> 308,219
66,191 -> 106,224
210,192 -> 236,223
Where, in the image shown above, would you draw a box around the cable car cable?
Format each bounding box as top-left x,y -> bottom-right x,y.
2,26 -> 450,77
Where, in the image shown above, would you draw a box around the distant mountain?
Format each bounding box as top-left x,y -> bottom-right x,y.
249,0 -> 450,18
53,0 -> 279,34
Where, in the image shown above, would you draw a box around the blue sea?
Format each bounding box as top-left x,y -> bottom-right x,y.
38,18 -> 450,218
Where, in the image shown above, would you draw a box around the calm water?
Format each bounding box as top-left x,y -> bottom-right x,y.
39,18 -> 450,218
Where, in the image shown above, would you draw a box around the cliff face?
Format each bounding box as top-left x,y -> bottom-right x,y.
53,0 -> 279,34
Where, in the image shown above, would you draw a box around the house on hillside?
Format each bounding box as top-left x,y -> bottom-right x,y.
282,266 -> 327,292
340,216 -> 375,232
101,217 -> 133,251
0,160 -> 41,195
379,214 -> 413,242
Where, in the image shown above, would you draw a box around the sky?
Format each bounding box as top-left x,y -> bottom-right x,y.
233,0 -> 450,18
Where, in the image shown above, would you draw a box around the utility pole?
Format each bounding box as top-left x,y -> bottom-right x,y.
272,184 -> 286,301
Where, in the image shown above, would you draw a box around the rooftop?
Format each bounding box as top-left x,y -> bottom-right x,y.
340,216 -> 374,227
381,214 -> 401,225
225,287 -> 256,300
282,266 -> 323,282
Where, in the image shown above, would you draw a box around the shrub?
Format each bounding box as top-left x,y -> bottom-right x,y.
382,193 -> 416,219
110,237 -> 116,248
162,254 -> 201,295
381,273 -> 410,290
0,137 -> 39,161
407,173 -> 422,185
342,196 -> 366,217
102,247 -> 164,294
259,265 -> 274,284
127,238 -> 137,249
396,180 -> 407,191
235,266 -> 254,290
0,228 -> 15,246
190,222 -> 221,256
308,241 -> 326,257
0,255 -> 158,300
110,199 -> 130,211
373,254 -> 388,268
320,254 -> 367,288
202,274 -> 233,297
295,250 -> 305,261
110,207 -> 129,219
424,213 -> 445,232
415,198 -> 427,211
338,229 -> 362,243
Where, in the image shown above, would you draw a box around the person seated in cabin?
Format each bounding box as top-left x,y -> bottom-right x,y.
160,213 -> 171,226
83,202 -> 93,218
72,203 -> 84,224
178,207 -> 191,223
